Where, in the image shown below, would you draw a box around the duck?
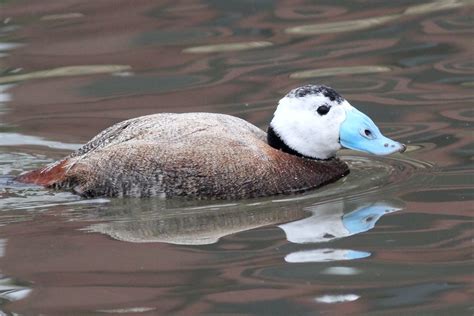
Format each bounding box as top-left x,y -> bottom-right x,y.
15,84 -> 406,199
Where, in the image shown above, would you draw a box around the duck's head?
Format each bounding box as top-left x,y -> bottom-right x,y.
268,84 -> 406,160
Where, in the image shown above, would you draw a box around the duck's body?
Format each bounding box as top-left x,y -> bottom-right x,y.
16,113 -> 348,199
16,85 -> 404,199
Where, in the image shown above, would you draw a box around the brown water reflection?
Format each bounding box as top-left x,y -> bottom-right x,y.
0,0 -> 473,315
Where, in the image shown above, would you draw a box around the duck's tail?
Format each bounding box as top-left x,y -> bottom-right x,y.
15,159 -> 69,186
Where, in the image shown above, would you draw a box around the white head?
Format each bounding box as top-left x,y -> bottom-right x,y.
268,85 -> 405,159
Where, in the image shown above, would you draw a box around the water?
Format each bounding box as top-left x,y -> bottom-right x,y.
0,0 -> 472,315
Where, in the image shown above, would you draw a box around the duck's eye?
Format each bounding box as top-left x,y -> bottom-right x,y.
317,105 -> 330,115
361,129 -> 374,139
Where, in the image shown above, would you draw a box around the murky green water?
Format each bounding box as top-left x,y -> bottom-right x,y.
0,1 -> 472,315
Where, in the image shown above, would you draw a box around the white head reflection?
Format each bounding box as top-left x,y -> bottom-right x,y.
279,199 -> 402,263
279,200 -> 402,244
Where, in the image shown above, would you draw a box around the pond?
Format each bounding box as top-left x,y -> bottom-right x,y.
0,1 -> 472,315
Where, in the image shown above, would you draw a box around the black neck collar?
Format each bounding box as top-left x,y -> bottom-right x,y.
267,125 -> 325,160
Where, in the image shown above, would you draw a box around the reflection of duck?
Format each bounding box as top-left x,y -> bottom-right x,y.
85,200 -> 308,245
280,200 -> 403,263
84,198 -> 402,246
16,85 -> 405,199
280,200 -> 403,244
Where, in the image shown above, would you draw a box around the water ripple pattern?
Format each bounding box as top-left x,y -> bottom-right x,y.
0,0 -> 472,315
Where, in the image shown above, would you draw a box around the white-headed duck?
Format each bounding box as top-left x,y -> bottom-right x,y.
16,84 -> 405,199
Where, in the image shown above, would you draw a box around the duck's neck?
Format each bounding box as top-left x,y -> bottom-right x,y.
267,125 -> 325,160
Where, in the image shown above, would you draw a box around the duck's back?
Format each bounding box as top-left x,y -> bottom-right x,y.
17,113 -> 348,199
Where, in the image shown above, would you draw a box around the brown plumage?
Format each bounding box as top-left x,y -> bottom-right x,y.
15,113 -> 349,199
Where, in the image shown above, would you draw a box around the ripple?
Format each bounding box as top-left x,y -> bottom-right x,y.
0,151 -> 108,212
96,307 -> 157,314
403,0 -> 471,15
378,122 -> 450,139
0,177 -> 108,213
80,74 -> 207,97
134,28 -> 218,46
227,51 -> 299,66
0,133 -> 81,150
40,13 -> 84,21
286,15 -> 401,35
182,41 -> 273,53
429,15 -> 474,34
434,58 -> 474,74
0,65 -> 132,84
290,65 -> 392,79
289,153 -> 435,203
0,151 -> 52,176
440,107 -> 474,122
275,5 -> 347,20
285,0 -> 473,35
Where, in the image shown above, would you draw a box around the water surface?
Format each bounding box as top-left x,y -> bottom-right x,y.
0,1 -> 472,315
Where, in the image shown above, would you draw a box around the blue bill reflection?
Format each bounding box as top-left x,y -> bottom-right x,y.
280,200 -> 402,263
